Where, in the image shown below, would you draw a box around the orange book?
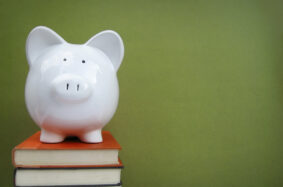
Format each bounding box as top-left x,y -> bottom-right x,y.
12,131 -> 122,168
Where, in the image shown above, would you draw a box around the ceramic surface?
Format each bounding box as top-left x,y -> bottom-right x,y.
25,26 -> 124,143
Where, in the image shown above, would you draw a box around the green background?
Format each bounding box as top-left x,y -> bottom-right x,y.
0,0 -> 283,186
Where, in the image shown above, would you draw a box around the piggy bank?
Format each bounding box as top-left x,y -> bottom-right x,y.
25,26 -> 124,143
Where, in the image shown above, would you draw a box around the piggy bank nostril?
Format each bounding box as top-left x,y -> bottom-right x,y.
52,75 -> 91,102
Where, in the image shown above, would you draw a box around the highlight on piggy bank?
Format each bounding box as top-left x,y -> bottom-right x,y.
25,26 -> 124,143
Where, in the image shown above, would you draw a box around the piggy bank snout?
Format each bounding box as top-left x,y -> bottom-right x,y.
51,74 -> 91,102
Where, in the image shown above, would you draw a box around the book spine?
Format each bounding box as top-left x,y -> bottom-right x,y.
11,148 -> 16,167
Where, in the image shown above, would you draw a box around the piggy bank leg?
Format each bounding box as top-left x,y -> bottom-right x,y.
40,129 -> 65,143
80,129 -> 102,143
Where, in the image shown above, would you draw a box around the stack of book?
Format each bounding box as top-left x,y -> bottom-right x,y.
12,131 -> 123,187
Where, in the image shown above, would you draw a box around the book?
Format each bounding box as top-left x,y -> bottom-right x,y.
12,131 -> 121,168
14,162 -> 123,187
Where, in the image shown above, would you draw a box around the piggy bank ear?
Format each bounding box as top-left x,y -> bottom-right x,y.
26,26 -> 65,66
86,30 -> 124,71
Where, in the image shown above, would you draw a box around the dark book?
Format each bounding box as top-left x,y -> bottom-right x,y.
14,163 -> 123,187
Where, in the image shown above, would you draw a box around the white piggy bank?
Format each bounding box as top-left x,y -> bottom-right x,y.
25,26 -> 124,143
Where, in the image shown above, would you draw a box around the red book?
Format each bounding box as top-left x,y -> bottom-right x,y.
12,131 -> 122,168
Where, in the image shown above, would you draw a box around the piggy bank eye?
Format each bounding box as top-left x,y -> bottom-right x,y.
63,58 -> 67,61
82,60 -> 86,64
